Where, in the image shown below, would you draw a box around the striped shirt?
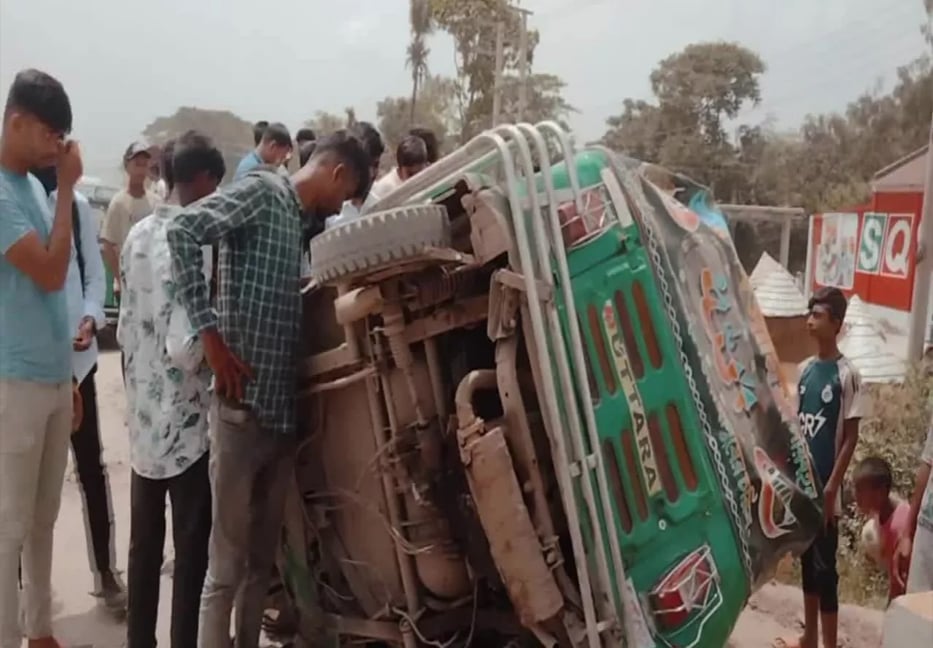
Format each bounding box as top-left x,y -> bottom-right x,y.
167,170 -> 303,435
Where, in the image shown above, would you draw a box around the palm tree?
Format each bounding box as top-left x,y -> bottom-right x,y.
407,0 -> 433,125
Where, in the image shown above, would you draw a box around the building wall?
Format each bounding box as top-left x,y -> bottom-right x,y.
808,191 -> 923,312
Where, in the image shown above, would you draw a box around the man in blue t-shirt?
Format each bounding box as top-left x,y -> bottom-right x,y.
0,69 -> 83,648
780,287 -> 866,648
234,121 -> 292,180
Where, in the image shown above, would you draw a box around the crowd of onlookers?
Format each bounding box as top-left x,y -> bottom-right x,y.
0,67 -> 437,648
1,67 -> 932,648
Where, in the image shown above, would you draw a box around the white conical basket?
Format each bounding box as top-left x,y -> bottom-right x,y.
753,264 -> 809,318
839,317 -> 906,384
749,252 -> 783,289
845,294 -> 873,326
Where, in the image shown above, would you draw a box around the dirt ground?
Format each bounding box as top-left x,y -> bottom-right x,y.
37,350 -> 884,647
728,583 -> 883,648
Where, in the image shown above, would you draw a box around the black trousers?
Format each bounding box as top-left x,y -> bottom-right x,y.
71,367 -> 116,584
801,523 -> 839,613
127,453 -> 212,648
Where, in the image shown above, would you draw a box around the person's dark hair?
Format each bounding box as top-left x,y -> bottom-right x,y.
408,126 -> 439,163
349,121 -> 385,165
298,140 -> 317,167
312,130 -> 371,200
4,69 -> 73,135
252,120 -> 269,146
853,457 -> 893,493
261,122 -> 292,149
396,135 -> 428,169
172,130 -> 226,185
808,286 -> 848,323
296,128 -> 316,144
161,139 -> 176,193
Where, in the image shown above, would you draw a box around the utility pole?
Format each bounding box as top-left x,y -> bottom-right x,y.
906,111 -> 933,360
513,5 -> 532,121
488,3 -> 533,127
492,21 -> 505,127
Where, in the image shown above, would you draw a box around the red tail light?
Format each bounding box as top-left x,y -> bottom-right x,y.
649,546 -> 719,631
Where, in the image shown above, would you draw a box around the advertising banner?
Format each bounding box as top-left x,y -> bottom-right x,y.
810,210 -> 918,311
815,213 -> 859,290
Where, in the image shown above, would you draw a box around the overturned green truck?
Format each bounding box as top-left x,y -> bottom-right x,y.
284,123 -> 824,647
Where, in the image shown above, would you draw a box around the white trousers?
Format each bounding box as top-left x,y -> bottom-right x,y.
0,379 -> 71,648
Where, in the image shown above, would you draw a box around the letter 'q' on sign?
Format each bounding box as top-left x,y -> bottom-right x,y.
880,214 -> 913,278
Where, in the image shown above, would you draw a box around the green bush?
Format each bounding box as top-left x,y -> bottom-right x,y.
853,362 -> 933,502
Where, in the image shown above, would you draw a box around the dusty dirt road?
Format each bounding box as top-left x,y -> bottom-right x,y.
39,350 -> 884,647
729,583 -> 883,648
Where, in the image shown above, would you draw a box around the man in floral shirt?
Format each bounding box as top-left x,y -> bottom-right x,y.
118,131 -> 224,647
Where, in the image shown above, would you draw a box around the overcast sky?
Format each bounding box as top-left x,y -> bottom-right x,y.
1,0 -> 928,183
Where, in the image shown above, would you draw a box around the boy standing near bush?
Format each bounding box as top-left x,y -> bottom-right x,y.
781,287 -> 867,648
852,457 -> 911,601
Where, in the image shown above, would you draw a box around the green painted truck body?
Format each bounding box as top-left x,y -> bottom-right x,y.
534,149 -> 820,647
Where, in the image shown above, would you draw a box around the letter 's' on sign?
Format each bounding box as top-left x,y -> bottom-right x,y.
856,213 -> 913,278
857,213 -> 885,274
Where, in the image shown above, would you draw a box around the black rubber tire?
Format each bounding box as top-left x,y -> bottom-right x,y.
309,205 -> 450,283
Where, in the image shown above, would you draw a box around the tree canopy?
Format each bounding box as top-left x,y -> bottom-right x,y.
602,39 -> 931,213
304,110 -> 351,137
377,75 -> 460,157
138,0 -> 928,209
602,42 -> 766,202
427,0 -> 573,140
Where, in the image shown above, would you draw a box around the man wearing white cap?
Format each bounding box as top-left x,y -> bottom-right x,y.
99,141 -> 161,300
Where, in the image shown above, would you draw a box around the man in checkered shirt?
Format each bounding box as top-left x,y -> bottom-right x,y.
166,131 -> 370,648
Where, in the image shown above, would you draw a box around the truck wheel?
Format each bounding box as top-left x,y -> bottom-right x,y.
309,205 -> 451,283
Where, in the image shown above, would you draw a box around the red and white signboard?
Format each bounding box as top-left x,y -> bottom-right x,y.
810,210 -> 920,312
